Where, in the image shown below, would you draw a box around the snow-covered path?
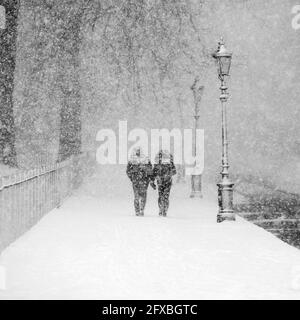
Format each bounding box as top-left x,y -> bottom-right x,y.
0,184 -> 300,299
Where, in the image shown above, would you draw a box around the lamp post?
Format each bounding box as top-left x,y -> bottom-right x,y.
212,38 -> 235,222
190,77 -> 204,198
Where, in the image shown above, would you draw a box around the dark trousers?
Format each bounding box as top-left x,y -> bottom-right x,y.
133,183 -> 148,215
158,182 -> 172,216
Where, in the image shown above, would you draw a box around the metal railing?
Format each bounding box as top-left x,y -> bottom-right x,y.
0,155 -> 83,252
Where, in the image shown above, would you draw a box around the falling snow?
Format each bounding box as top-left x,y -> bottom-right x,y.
0,0 -> 300,299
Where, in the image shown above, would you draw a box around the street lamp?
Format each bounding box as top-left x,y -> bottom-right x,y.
212,38 -> 235,222
190,77 -> 204,198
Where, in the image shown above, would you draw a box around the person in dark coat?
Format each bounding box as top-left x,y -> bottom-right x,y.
152,150 -> 177,217
126,147 -> 155,216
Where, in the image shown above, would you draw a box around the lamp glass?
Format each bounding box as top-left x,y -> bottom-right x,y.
219,56 -> 232,77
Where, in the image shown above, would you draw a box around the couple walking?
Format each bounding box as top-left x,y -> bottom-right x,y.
126,148 -> 176,217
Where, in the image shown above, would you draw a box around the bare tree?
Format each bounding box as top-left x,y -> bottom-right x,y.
82,0 -> 209,116
0,0 -> 20,167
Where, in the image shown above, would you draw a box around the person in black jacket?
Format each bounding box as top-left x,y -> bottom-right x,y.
152,150 -> 177,217
126,148 -> 155,216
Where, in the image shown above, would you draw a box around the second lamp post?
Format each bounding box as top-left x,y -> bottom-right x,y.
190,77 -> 204,198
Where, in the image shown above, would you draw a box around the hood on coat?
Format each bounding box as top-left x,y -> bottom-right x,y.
155,149 -> 173,164
129,147 -> 149,164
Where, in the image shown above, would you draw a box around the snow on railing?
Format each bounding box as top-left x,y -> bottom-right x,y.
0,155 -> 84,252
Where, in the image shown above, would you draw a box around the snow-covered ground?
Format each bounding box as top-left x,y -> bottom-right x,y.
0,180 -> 300,299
